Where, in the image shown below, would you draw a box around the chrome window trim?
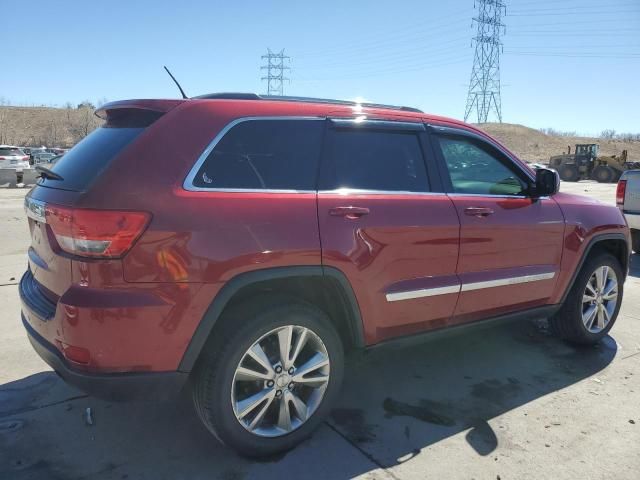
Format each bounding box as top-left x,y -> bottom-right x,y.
386,271 -> 555,302
447,193 -> 528,199
24,196 -> 46,223
318,188 -> 442,196
182,116 -> 325,192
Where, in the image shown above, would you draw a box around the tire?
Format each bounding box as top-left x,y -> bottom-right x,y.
191,297 -> 344,457
558,164 -> 579,182
632,230 -> 640,254
549,252 -> 623,345
612,169 -> 623,183
592,165 -> 614,183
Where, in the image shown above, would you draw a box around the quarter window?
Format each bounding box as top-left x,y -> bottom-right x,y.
320,129 -> 429,192
192,120 -> 324,190
436,136 -> 527,196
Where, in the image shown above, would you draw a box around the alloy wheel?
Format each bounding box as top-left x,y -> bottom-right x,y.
582,265 -> 618,333
231,325 -> 330,437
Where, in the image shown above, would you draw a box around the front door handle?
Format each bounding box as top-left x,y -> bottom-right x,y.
329,206 -> 370,219
464,207 -> 495,218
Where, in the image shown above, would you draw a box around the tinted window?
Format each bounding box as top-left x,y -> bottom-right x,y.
320,130 -> 429,192
192,120 -> 323,190
38,127 -> 143,191
436,136 -> 527,196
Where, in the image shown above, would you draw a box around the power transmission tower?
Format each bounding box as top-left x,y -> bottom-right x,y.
261,49 -> 290,96
464,0 -> 506,123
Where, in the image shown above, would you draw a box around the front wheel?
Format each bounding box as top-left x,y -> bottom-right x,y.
592,165 -> 614,183
192,299 -> 344,457
550,252 -> 623,344
558,164 -> 579,182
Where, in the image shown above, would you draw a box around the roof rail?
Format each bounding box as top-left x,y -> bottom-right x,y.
193,93 -> 423,113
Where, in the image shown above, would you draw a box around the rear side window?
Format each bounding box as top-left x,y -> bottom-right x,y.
39,127 -> 144,191
320,129 -> 429,192
191,120 -> 324,190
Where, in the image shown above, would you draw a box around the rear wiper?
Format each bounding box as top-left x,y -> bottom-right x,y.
35,165 -> 64,181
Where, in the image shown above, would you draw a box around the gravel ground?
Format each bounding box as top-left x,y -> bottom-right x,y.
0,182 -> 638,480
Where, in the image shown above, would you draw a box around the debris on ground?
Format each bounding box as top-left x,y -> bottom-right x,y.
85,407 -> 94,426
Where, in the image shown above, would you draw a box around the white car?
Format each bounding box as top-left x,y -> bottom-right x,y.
0,145 -> 30,170
618,170 -> 640,253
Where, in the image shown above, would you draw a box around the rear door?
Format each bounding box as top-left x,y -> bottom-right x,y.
430,127 -> 565,323
317,119 -> 461,344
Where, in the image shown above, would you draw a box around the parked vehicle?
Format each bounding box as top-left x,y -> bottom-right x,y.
31,151 -> 58,164
0,145 -> 29,170
549,144 -> 640,183
38,154 -> 64,170
617,170 -> 640,253
20,94 -> 631,457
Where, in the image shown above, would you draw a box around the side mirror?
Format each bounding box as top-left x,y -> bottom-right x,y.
533,167 -> 560,197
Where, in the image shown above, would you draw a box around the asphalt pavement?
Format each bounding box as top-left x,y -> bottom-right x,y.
1,182 -> 638,480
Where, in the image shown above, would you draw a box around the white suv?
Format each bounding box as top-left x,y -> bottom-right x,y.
0,145 -> 30,170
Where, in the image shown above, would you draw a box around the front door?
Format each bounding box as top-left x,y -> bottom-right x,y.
317,119 -> 461,344
431,128 -> 565,324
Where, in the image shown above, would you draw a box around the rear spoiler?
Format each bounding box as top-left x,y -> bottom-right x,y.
95,99 -> 185,120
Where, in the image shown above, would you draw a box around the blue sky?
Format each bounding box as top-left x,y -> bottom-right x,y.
3,0 -> 639,134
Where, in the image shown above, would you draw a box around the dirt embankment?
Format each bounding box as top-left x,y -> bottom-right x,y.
476,123 -> 640,163
1,105 -> 638,162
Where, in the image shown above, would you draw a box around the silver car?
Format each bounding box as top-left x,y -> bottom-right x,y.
0,145 -> 30,170
618,170 -> 640,253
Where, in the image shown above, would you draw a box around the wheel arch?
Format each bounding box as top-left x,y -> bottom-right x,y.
560,233 -> 629,304
178,266 -> 365,372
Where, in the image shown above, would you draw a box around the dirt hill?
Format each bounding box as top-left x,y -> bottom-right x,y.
476,123 -> 640,164
1,106 -> 638,163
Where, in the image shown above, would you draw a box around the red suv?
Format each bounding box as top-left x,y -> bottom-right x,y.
20,94 -> 630,456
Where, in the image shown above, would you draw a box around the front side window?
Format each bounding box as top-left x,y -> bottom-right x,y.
320,129 -> 429,192
436,136 -> 527,196
192,120 -> 324,190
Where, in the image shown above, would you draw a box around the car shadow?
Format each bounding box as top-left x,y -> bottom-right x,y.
0,319 -> 617,479
329,318 -> 617,467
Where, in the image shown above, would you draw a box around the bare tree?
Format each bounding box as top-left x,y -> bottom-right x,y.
601,129 -> 616,139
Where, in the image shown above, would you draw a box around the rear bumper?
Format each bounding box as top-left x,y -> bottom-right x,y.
624,212 -> 640,230
23,315 -> 188,401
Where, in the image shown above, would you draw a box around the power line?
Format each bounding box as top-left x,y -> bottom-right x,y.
507,9 -> 640,16
464,0 -> 506,123
261,49 -> 290,96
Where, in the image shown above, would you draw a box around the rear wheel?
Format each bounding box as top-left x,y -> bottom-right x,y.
558,164 -> 579,182
550,252 -> 623,344
192,299 -> 344,457
592,165 -> 614,183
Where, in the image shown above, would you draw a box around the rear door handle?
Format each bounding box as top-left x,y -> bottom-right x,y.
329,206 -> 370,219
464,207 -> 495,218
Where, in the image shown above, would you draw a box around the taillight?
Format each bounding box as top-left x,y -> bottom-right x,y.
44,205 -> 150,258
616,180 -> 627,206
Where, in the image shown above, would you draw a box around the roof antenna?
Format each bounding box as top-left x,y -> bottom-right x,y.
163,66 -> 188,99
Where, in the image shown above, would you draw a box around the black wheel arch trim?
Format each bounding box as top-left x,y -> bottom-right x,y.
560,232 -> 629,304
178,265 -> 365,372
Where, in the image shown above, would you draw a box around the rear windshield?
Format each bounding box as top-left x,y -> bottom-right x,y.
38,127 -> 144,191
0,148 -> 24,156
